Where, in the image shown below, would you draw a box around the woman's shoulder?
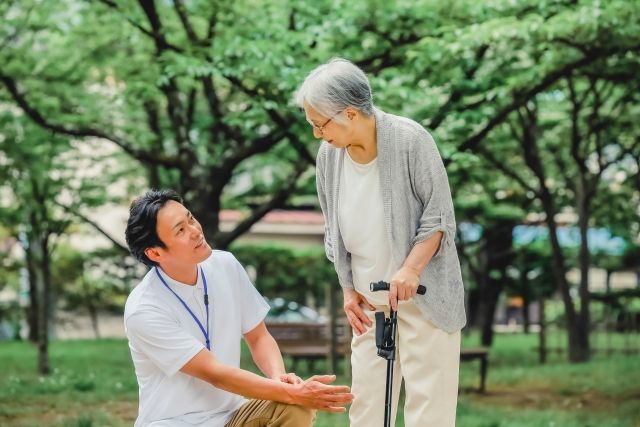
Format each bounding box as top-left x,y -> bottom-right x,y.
316,141 -> 339,166
380,110 -> 433,143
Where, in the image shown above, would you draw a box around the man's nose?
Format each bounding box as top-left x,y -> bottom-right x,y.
189,224 -> 201,236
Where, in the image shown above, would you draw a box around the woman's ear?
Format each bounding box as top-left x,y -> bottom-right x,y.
346,108 -> 357,121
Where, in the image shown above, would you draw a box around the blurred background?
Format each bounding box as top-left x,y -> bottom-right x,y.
0,0 -> 638,426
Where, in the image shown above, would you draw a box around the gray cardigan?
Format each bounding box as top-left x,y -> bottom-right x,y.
316,108 -> 466,333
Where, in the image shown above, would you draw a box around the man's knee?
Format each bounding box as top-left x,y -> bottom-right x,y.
276,402 -> 315,426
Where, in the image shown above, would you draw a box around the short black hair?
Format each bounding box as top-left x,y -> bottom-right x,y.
125,189 -> 183,267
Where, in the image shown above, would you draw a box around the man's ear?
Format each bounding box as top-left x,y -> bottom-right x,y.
144,247 -> 162,264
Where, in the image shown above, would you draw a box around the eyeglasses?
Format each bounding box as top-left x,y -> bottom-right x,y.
308,110 -> 343,134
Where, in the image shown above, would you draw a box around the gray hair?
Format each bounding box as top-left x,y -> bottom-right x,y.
295,58 -> 374,122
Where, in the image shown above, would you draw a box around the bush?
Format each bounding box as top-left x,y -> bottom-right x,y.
230,243 -> 338,307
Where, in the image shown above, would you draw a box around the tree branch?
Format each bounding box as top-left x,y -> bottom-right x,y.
95,0 -> 183,52
428,45 -> 490,130
0,73 -> 180,168
215,158 -> 310,248
138,0 -> 192,161
53,201 -> 129,254
456,47 -> 636,155
172,0 -> 200,44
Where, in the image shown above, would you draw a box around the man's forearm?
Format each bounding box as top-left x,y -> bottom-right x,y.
248,333 -> 287,379
182,349 -> 294,403
181,349 -> 353,411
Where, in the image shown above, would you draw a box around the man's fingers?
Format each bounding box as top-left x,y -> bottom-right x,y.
325,391 -> 354,402
282,373 -> 302,384
327,385 -> 352,394
307,374 -> 336,384
325,407 -> 348,413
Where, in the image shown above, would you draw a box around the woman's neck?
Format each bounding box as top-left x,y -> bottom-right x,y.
346,114 -> 377,164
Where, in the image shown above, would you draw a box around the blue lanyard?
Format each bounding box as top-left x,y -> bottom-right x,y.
155,267 -> 211,351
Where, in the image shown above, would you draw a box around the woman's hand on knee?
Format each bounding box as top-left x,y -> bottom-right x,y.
343,289 -> 374,336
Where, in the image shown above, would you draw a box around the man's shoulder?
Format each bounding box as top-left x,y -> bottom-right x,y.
204,249 -> 238,269
124,272 -> 166,321
202,250 -> 247,278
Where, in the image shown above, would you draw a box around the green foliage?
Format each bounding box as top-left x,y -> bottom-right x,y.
51,245 -> 135,315
231,243 -> 336,306
2,0 -> 637,245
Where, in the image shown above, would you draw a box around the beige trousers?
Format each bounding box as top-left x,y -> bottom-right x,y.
225,399 -> 315,427
349,301 -> 461,427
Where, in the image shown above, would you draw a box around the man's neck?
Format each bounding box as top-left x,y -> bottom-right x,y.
158,264 -> 198,286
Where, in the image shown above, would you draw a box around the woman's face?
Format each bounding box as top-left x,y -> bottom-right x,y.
303,103 -> 353,149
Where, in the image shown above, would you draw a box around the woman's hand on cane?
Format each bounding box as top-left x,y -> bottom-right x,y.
389,266 -> 420,311
343,288 -> 375,336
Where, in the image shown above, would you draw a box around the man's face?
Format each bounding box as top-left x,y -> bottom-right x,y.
149,200 -> 212,268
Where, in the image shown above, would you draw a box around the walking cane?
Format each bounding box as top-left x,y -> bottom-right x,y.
370,281 -> 426,427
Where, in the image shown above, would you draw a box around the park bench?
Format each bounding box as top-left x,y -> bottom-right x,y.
460,347 -> 489,393
266,321 -> 351,374
267,322 -> 490,392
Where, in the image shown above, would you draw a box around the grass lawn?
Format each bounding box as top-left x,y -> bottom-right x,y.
0,333 -> 638,427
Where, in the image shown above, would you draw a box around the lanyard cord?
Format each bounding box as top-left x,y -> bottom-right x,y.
155,266 -> 211,350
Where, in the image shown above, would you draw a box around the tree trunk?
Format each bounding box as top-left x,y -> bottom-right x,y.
480,283 -> 502,346
522,292 -> 530,334
574,186 -> 591,362
479,221 -> 515,347
32,234 -> 51,375
518,103 -> 584,363
539,298 -> 547,364
89,305 -> 100,339
23,236 -> 39,343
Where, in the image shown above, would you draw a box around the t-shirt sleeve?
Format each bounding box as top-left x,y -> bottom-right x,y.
228,255 -> 270,334
125,309 -> 205,377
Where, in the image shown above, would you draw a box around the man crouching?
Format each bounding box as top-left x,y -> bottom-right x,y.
124,189 -> 353,426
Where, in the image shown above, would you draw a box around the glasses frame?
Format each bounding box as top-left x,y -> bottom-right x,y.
309,110 -> 343,134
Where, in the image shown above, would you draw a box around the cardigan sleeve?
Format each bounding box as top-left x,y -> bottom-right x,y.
315,144 -> 335,263
409,130 -> 457,255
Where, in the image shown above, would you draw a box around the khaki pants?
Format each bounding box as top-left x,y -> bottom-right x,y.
224,399 -> 315,427
349,301 -> 461,427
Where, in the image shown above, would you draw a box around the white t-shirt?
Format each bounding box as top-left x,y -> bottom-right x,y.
338,151 -> 396,306
124,250 -> 270,427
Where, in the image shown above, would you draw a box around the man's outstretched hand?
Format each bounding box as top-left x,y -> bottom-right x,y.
288,374 -> 353,412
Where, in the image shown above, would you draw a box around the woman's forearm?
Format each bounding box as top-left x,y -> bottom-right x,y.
403,231 -> 443,274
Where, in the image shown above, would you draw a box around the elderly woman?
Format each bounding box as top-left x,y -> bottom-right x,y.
295,58 -> 466,427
